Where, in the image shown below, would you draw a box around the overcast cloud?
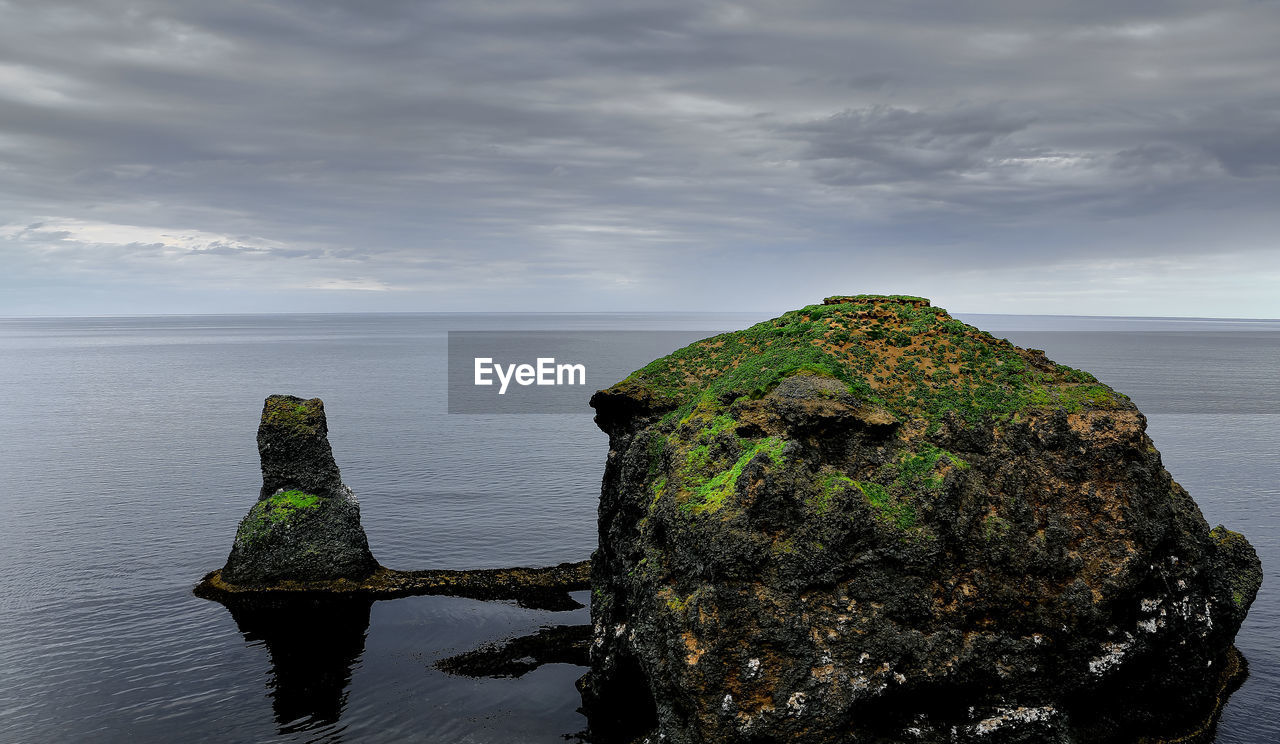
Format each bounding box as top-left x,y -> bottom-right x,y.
1,0 -> 1278,316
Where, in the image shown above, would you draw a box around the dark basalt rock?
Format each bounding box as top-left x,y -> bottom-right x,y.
220,395 -> 379,586
197,560 -> 592,611
257,394 -> 346,500
580,295 -> 1262,744
200,394 -> 592,605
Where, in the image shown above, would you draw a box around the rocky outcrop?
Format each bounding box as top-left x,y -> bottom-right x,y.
256,394 -> 348,501
221,395 -> 378,586
200,395 -> 592,609
580,295 -> 1262,744
199,558 -> 591,611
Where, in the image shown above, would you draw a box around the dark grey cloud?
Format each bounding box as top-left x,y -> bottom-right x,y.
1,0 -> 1278,315
789,105 -> 1035,185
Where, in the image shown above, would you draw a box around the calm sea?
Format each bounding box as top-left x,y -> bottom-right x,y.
0,313 -> 1275,743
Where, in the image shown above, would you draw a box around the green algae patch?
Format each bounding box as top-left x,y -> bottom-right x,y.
1210,525 -> 1264,609
812,473 -> 858,516
823,294 -> 930,305
262,396 -> 325,435
660,587 -> 695,614
237,489 -> 325,547
983,514 -> 1013,541
273,489 -> 321,511
608,297 -> 1131,426
650,476 -> 668,510
854,480 -> 917,531
679,436 -> 786,515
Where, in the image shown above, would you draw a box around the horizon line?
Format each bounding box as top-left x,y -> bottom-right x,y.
2,310 -> 1279,322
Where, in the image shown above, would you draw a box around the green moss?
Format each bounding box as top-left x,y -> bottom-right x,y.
854,480 -> 916,530
610,297 -> 1124,427
983,514 -> 1012,541
262,396 -> 323,435
824,294 -> 930,304
645,432 -> 667,478
787,364 -> 840,380
237,489 -> 324,546
680,436 -> 786,515
699,414 -> 739,440
1210,525 -> 1262,609
664,590 -> 693,613
896,448 -> 943,488
277,489 -> 321,509
813,473 -> 857,515
893,443 -> 965,491
855,480 -> 889,507
1054,383 -> 1126,413
674,450 -> 712,495
650,476 -> 667,509
1210,525 -> 1246,547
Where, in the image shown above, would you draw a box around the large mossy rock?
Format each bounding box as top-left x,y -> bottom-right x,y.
221,395 -> 379,586
580,295 -> 1262,744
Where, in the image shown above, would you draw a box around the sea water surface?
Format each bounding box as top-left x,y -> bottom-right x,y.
0,312 -> 1276,743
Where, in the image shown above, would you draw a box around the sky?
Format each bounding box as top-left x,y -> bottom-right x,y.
1,0 -> 1278,317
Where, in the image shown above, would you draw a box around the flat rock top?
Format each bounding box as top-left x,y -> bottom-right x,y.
257,394 -> 345,501
261,394 -> 328,436
597,295 -> 1131,426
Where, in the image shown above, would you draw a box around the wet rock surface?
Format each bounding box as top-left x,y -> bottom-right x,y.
580,295 -> 1262,744
197,560 -> 591,611
220,395 -> 378,586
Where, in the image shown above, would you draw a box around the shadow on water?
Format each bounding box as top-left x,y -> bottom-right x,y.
220,595 -> 374,734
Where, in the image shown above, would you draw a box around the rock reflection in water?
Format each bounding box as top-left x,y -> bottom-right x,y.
436,624 -> 590,679
222,595 -> 373,732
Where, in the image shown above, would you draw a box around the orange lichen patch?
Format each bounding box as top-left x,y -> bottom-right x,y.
684,632 -> 706,666
607,296 -> 1124,430
925,577 -> 990,618
1073,481 -> 1128,522
722,648 -> 784,716
731,688 -> 777,720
